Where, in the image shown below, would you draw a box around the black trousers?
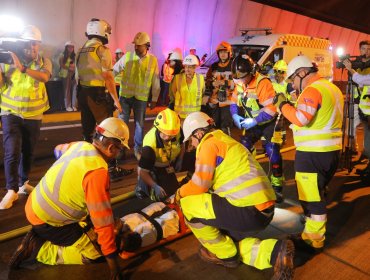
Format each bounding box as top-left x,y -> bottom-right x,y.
77,85 -> 114,141
295,150 -> 340,216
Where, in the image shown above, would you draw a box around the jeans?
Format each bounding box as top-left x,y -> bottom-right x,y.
119,96 -> 147,152
1,114 -> 41,191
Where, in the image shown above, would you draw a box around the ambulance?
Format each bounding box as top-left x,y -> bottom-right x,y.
198,28 -> 333,80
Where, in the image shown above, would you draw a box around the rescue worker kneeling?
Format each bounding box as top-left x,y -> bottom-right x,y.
9,117 -> 129,279
174,112 -> 294,279
135,108 -> 182,201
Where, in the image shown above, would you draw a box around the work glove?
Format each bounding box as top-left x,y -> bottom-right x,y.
150,184 -> 167,201
232,114 -> 244,130
273,93 -> 288,112
217,86 -> 227,102
241,118 -> 257,130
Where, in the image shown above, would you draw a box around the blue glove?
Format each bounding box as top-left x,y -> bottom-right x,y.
150,184 -> 167,201
232,114 -> 244,130
241,118 -> 257,130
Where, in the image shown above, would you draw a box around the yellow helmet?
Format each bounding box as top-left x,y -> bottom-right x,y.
96,117 -> 130,149
273,60 -> 288,72
154,108 -> 180,136
132,32 -> 150,45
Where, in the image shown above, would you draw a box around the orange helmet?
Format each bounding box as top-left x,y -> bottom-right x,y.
216,41 -> 232,55
154,108 -> 181,136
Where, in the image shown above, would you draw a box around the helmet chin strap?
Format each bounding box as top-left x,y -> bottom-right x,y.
297,69 -> 314,92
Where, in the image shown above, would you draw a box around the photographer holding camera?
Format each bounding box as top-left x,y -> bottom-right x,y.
344,40 -> 370,177
0,25 -> 52,209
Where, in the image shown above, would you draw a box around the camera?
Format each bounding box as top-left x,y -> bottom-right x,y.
336,54 -> 370,70
0,38 -> 27,64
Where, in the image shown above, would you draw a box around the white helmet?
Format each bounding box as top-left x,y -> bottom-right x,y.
132,32 -> 150,45
169,52 -> 182,61
287,55 -> 314,79
115,48 -> 123,54
96,117 -> 130,149
65,41 -> 74,47
183,54 -> 199,66
20,25 -> 42,42
183,112 -> 214,142
86,19 -> 111,41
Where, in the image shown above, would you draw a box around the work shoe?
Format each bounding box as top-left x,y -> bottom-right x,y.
0,190 -> 19,210
198,246 -> 239,268
9,230 -> 44,269
109,166 -> 134,182
355,164 -> 370,176
18,180 -> 34,195
273,185 -> 284,204
272,240 -> 295,280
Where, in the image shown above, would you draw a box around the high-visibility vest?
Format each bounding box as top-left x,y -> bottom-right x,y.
359,86 -> 370,115
114,70 -> 123,85
237,73 -> 268,119
197,130 -> 276,207
172,72 -> 204,119
1,58 -> 49,118
59,56 -> 73,78
77,40 -> 106,87
31,142 -> 108,226
292,79 -> 343,152
143,127 -> 181,167
119,51 -> 158,101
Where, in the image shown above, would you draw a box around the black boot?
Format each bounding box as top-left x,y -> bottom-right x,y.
9,230 -> 45,269
356,163 -> 370,176
273,185 -> 284,204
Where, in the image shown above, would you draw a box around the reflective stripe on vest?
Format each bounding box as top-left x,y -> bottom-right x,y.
240,73 -> 273,123
59,57 -> 73,78
143,127 -> 181,167
1,59 -> 49,117
119,52 -> 156,101
173,73 -> 203,119
359,86 -> 370,115
31,142 -> 108,226
197,130 -> 275,207
77,40 -> 105,87
292,79 -> 343,152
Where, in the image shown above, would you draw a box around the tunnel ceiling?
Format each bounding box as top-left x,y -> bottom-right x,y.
251,0 -> 370,34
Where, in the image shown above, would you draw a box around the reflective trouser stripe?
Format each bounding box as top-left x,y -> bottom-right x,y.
36,234 -> 101,265
239,238 -> 277,270
180,193 -> 236,259
302,215 -> 326,249
186,220 -> 237,259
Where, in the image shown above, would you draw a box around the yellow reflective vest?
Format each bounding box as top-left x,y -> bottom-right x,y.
197,130 -> 276,207
31,142 -> 108,226
170,72 -> 205,119
59,56 -> 73,79
359,85 -> 370,116
237,73 -> 268,118
119,51 -> 158,101
77,39 -> 106,87
143,127 -> 181,167
292,79 -> 343,152
0,58 -> 50,118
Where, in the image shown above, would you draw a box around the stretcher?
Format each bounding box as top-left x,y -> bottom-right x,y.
114,168 -> 191,260
118,202 -> 191,260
